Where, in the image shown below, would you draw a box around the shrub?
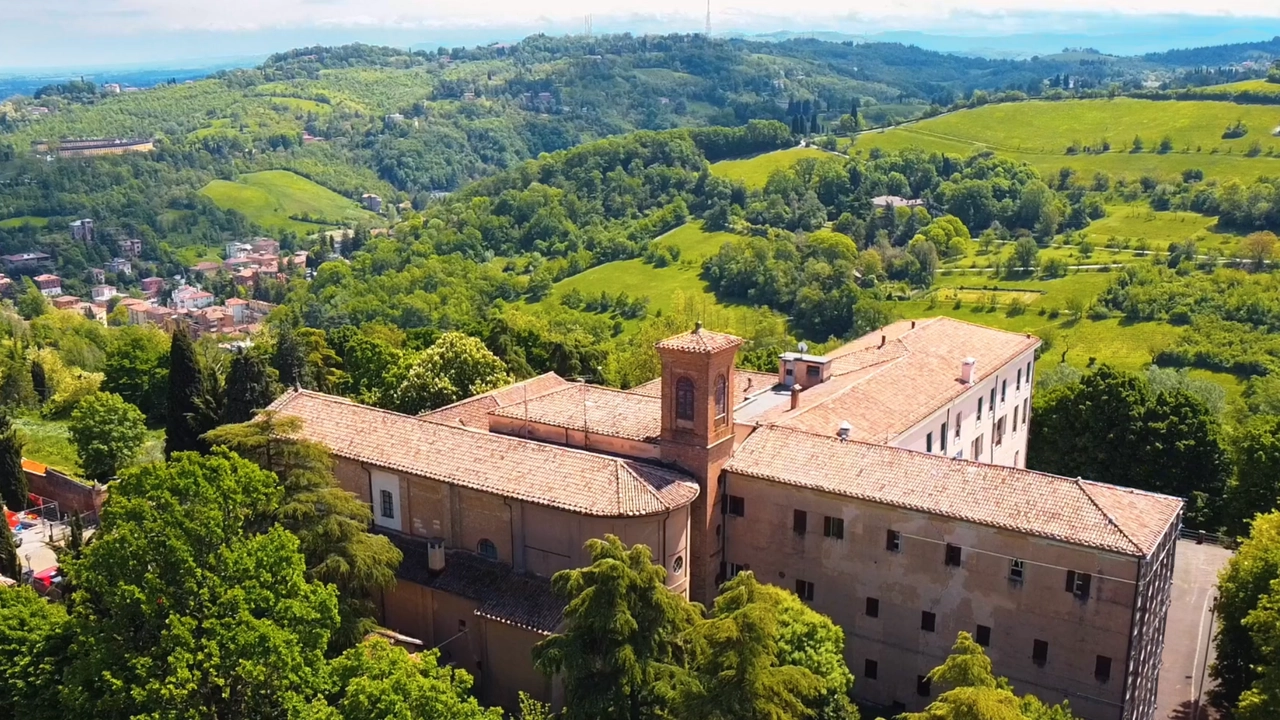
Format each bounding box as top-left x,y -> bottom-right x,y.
1087,304 -> 1112,321
1223,120 -> 1249,140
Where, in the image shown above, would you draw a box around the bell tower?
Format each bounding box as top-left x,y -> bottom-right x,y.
656,322 -> 742,603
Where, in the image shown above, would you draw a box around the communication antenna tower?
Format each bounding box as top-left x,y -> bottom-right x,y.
705,0 -> 711,36
585,14 -> 593,36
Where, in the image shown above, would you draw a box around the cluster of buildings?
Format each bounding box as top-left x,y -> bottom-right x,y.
117,292 -> 274,338
270,317 -> 1183,719
31,138 -> 155,158
187,238 -> 306,290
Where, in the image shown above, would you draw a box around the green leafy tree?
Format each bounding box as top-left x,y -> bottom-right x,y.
1012,237 -> 1039,272
30,360 -> 47,405
204,413 -> 402,649
59,450 -> 340,719
165,329 -> 207,457
1228,415 -> 1280,537
0,585 -> 70,719
0,511 -> 19,579
16,279 -> 47,320
0,412 -> 27,512
1214,513 -> 1280,711
102,325 -> 169,423
0,343 -> 36,410
221,351 -> 280,424
67,392 -> 148,482
533,535 -> 702,720
392,332 -> 512,415
1028,365 -> 1229,527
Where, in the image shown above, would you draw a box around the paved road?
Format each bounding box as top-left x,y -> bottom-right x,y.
12,520 -> 64,576
1157,541 -> 1233,720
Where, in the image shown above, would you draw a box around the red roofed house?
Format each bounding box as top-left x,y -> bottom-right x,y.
270,318 -> 1182,719
51,295 -> 80,310
34,274 -> 62,297
140,276 -> 165,298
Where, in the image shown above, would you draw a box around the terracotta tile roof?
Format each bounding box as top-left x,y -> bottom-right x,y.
629,370 -> 778,407
421,372 -> 572,429
490,385 -> 663,442
269,390 -> 698,517
654,325 -> 742,354
726,425 -> 1182,557
761,318 -> 1040,441
389,533 -> 563,634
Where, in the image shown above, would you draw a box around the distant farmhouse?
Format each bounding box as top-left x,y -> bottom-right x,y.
33,138 -> 155,158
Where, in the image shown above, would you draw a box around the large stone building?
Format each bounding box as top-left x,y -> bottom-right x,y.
271,317 -> 1182,719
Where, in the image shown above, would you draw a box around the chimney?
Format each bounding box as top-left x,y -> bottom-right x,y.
961,357 -> 977,384
837,420 -> 852,441
427,537 -> 446,572
911,320 -> 916,329
879,334 -> 886,348
694,320 -> 703,334
790,384 -> 804,410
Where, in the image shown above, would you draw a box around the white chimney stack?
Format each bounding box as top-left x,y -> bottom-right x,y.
961,357 -> 977,385
427,537 -> 446,572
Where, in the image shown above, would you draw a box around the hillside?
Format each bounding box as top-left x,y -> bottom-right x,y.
200,170 -> 382,234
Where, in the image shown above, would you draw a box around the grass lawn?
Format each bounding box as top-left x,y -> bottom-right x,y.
710,147 -> 834,188
1191,79 -> 1280,100
16,416 -> 166,480
200,170 -> 381,235
1083,205 -> 1245,255
0,216 -> 48,229
855,98 -> 1280,181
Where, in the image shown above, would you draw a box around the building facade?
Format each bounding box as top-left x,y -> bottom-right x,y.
273,317 -> 1182,720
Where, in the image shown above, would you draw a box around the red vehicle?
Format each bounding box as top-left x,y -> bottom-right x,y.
29,567 -> 63,597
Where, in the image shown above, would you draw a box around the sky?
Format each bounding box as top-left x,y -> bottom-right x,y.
2,0 -> 1280,69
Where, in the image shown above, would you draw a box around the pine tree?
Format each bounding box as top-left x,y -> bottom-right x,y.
0,343 -> 35,409
851,97 -> 859,125
0,507 -> 18,579
272,323 -> 307,389
67,511 -> 84,555
0,412 -> 27,512
810,113 -> 820,134
165,329 -> 207,457
221,352 -> 280,424
30,360 -> 47,405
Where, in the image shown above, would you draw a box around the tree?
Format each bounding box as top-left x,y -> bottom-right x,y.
272,322 -> 308,389
30,360 -> 47,405
533,535 -> 702,720
67,392 -> 147,482
16,279 -> 47,320
1228,416 -> 1280,537
221,351 -> 280,424
1131,135 -> 1144,153
1214,513 -> 1280,713
809,114 -> 820,135
0,343 -> 36,410
204,413 -> 402,649
1157,135 -> 1174,154
0,510 -> 19,579
0,412 -> 27,513
392,332 -> 512,415
0,585 -> 69,719
59,450 -> 339,719
102,325 -> 169,423
165,329 -> 207,457
1244,231 -> 1277,271
1029,365 -> 1229,527
1012,237 -> 1039,272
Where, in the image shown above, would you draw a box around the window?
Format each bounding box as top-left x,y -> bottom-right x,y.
672,555 -> 684,574
795,579 -> 814,602
926,431 -> 933,453
976,624 -> 991,647
1014,451 -> 1020,467
1032,640 -> 1049,667
990,388 -> 996,411
823,516 -> 845,540
971,434 -> 984,460
1009,559 -> 1025,582
921,611 -> 936,632
723,495 -> 745,517
1026,361 -> 1033,385
1023,398 -> 1029,427
477,539 -> 498,560
1095,655 -> 1112,683
891,702 -> 906,714
886,529 -> 902,552
806,365 -> 821,380
864,659 -> 879,680
941,422 -> 948,452
994,416 -> 1006,447
917,675 -> 932,697
1066,570 -> 1092,599
1016,368 -> 1022,390
714,374 -> 728,425
977,397 -> 984,421
866,597 -> 880,618
1001,380 -> 1007,404
379,489 -> 395,519
676,377 -> 696,422
726,562 -> 747,579
1013,406 -> 1019,432
954,413 -> 962,439
944,543 -> 962,567
793,509 -> 808,535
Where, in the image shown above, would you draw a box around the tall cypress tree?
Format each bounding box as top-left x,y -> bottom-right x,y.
165,329 -> 207,457
810,113 -> 820,134
0,411 -> 27,512
221,352 -> 279,425
30,360 -> 47,405
0,508 -> 18,579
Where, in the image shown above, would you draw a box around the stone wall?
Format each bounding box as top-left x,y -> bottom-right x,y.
23,463 -> 106,517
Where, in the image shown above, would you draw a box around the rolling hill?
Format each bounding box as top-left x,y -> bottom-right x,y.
200,170 -> 381,234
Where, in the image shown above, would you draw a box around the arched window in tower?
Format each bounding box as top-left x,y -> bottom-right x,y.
676,377 -> 696,424
714,374 -> 728,426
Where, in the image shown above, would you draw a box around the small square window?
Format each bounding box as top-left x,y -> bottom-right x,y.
921,611 -> 936,632
1032,639 -> 1049,667
793,509 -> 807,535
728,562 -> 747,578
1009,559 -> 1025,582
917,675 -> 932,697
866,597 -> 879,618
796,579 -> 814,602
1095,655 -> 1112,683
886,529 -> 901,552
723,495 -> 745,517
975,624 -> 991,647
823,516 -> 844,540
944,543 -> 962,567
1066,570 -> 1092,600
379,489 -> 394,519
864,659 -> 878,680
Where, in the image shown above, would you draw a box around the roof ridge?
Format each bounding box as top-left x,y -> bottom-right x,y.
1075,479 -> 1143,555
782,349 -> 913,426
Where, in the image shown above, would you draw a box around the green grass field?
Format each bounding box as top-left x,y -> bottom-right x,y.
855,98 -> 1280,181
15,417 -> 164,480
0,216 -> 48,229
710,147 -> 834,188
1189,79 -> 1280,99
200,170 -> 381,235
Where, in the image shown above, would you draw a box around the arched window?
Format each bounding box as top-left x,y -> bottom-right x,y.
676,377 -> 696,422
477,539 -> 498,561
714,374 -> 728,426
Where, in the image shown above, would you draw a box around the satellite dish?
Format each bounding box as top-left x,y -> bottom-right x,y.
798,342 -> 809,353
